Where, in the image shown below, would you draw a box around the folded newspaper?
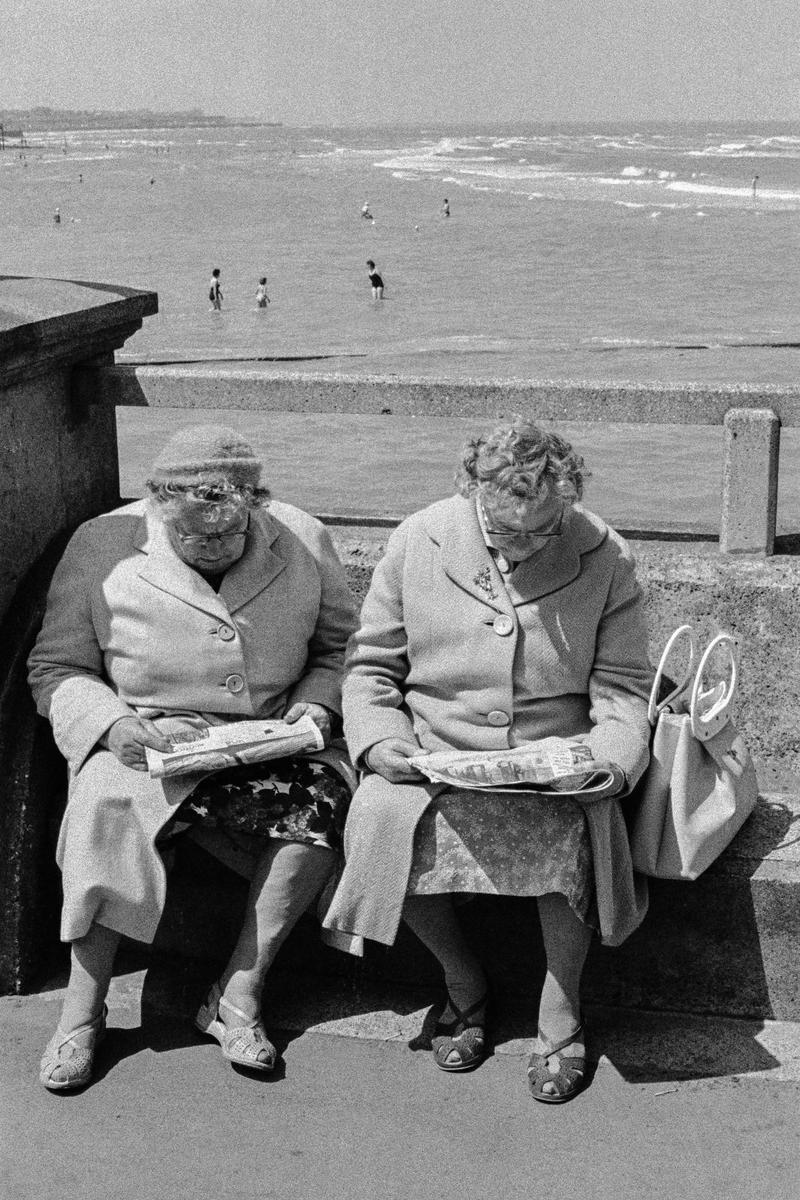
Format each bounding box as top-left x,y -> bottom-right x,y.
145,715 -> 324,778
408,737 -> 616,795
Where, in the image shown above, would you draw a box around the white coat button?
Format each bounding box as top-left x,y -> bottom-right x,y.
487,709 -> 510,727
225,674 -> 245,693
218,625 -> 236,642
493,614 -> 514,637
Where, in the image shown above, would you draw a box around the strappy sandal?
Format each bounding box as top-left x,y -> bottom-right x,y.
194,982 -> 276,1073
527,1024 -> 586,1104
39,1005 -> 107,1092
431,993 -> 489,1073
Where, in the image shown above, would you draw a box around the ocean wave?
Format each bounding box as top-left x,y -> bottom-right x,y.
668,180 -> 800,201
620,166 -> 676,179
374,154 -> 555,181
688,141 -> 800,159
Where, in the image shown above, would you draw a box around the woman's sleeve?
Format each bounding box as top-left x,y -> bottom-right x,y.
342,524 -> 417,766
286,521 -> 359,716
27,525 -> 135,773
585,543 -> 654,787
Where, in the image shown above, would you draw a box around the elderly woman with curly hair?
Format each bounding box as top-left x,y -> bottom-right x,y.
324,417 -> 653,1103
29,425 -> 357,1090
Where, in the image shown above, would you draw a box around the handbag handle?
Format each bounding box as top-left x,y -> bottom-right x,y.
648,624 -> 698,724
689,633 -> 739,742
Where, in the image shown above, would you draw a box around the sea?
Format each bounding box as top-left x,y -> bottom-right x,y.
3,121 -> 800,529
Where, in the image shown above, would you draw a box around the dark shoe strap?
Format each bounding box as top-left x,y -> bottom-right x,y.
444,991 -> 489,1032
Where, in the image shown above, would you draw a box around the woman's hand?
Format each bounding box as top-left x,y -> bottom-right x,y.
284,701 -> 332,747
100,716 -> 174,772
364,738 -> 428,783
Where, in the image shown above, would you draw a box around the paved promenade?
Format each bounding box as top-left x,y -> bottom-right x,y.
3,960 -> 799,1200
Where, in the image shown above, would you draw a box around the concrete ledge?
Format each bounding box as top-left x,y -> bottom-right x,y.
93,361 -> 800,423
0,277 -> 157,387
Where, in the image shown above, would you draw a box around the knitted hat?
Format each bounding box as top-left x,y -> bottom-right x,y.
148,425 -> 262,490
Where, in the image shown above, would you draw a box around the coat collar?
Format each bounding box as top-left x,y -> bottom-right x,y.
134,505 -> 287,618
420,495 -> 608,608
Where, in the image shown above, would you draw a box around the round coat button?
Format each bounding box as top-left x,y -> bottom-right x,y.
493,614 -> 514,637
218,625 -> 236,642
487,709 -> 510,727
225,673 -> 245,693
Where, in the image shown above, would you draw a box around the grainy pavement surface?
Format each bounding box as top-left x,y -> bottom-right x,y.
3,967 -> 799,1200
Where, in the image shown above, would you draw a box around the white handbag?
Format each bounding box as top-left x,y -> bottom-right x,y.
630,626 -> 758,880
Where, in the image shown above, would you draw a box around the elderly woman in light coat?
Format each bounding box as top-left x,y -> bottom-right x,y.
29,426 -> 357,1090
324,418 -> 653,1103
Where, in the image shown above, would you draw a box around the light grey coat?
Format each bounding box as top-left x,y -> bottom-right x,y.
323,495 -> 653,948
28,499 -> 357,943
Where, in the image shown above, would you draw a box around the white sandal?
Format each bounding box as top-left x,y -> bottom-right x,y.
39,1005 -> 107,1091
194,982 -> 275,1073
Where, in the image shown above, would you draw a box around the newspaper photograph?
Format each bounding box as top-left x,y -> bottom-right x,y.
408,737 -> 616,794
145,714 -> 324,778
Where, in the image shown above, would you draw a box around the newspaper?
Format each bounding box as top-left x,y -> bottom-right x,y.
408,737 -> 615,794
145,715 -> 324,778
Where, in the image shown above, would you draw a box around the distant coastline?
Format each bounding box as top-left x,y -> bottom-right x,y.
0,106 -> 281,132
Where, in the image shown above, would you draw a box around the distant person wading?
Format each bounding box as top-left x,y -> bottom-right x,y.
209,268 -> 223,311
366,259 -> 384,300
256,277 -> 271,308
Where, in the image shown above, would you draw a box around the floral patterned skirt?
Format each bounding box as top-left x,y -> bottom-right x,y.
163,757 -> 352,852
407,789 -> 594,922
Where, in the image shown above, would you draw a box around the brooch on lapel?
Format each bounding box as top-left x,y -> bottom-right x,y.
473,565 -> 498,600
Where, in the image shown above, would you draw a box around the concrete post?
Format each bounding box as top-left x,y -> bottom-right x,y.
720,408 -> 780,555
0,277 -> 158,994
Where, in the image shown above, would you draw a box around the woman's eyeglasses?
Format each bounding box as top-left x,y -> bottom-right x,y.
174,514 -> 250,550
482,503 -> 565,540
176,529 -> 248,550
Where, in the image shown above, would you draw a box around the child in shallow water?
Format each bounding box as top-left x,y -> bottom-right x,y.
366,259 -> 384,299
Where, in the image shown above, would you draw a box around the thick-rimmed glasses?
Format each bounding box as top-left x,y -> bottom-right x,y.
481,502 -> 565,540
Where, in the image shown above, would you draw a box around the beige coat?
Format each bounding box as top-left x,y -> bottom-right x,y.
323,496 -> 653,948
28,499 -> 357,943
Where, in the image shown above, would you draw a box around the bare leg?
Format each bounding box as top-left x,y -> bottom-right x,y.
535,892 -> 592,1084
59,922 -> 122,1035
218,840 -> 336,1022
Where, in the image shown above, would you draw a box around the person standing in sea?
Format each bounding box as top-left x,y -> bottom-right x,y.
442,197 -> 450,217
366,260 -> 384,300
209,268 -> 223,311
256,277 -> 270,309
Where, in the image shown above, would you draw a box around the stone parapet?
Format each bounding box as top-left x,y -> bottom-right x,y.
0,277 -> 157,994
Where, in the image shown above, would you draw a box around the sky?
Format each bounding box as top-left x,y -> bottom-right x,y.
2,0 -> 800,125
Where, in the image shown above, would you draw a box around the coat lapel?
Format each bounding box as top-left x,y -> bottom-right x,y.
135,507 -> 287,619
502,505 -> 607,605
220,510 -> 287,613
136,514 -> 231,620
424,497 -> 609,611
424,497 -> 514,616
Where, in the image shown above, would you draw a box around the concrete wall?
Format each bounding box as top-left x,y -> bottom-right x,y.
0,278 -> 157,993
